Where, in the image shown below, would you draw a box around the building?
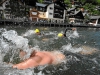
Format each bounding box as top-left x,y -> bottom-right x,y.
0,0 -> 11,19
29,2 -> 66,23
70,0 -> 82,8
0,0 -> 3,19
88,16 -> 100,26
0,0 -> 28,22
67,10 -> 84,25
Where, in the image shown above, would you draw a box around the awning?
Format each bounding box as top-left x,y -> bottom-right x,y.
36,3 -> 48,7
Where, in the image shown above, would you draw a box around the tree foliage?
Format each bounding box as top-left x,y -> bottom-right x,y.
83,3 -> 100,15
64,0 -> 70,4
96,0 -> 100,4
81,0 -> 100,5
64,0 -> 100,15
38,0 -> 43,3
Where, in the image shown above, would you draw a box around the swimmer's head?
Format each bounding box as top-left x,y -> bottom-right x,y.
58,33 -> 64,37
72,28 -> 76,31
35,29 -> 41,35
35,29 -> 40,33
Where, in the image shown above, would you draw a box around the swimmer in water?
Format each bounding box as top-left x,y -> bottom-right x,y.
13,45 -> 98,70
12,50 -> 65,70
22,29 -> 41,37
58,28 -> 76,37
34,29 -> 41,35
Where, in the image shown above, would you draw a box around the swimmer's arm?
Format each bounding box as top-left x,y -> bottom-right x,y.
63,28 -> 72,37
13,56 -> 42,69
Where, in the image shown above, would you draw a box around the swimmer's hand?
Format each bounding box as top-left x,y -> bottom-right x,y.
12,65 -> 17,69
12,64 -> 29,70
12,64 -> 27,70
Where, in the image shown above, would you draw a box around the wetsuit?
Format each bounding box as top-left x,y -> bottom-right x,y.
63,28 -> 72,37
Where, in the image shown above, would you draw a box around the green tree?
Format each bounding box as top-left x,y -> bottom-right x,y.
38,0 -> 43,3
78,0 -> 100,5
64,0 -> 70,4
64,0 -> 72,8
96,0 -> 100,4
83,3 -> 100,15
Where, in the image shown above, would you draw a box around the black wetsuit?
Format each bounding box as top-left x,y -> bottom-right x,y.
63,28 -> 72,37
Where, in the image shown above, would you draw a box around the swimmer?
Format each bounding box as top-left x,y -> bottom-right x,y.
34,29 -> 41,35
58,28 -> 76,37
79,45 -> 98,55
22,29 -> 41,37
13,50 -> 65,70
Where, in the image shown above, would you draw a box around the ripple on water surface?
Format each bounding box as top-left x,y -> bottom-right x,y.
0,27 -> 100,75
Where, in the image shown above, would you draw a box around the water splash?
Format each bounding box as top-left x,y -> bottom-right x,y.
2,30 -> 29,50
0,27 -> 100,75
62,43 -> 98,55
65,30 -> 79,39
62,43 -> 82,53
0,29 -> 34,62
22,30 -> 35,37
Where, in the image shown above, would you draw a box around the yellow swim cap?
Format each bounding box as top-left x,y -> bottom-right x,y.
35,29 -> 40,33
58,33 -> 63,37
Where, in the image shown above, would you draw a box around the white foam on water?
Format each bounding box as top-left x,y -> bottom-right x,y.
4,69 -> 34,75
3,64 -> 45,75
44,31 -> 57,35
0,28 -> 84,75
62,43 -> 82,53
66,30 -> 79,39
0,29 -> 48,75
0,50 -> 3,63
62,43 -> 98,55
22,30 -> 35,37
0,29 -> 34,60
2,30 -> 31,52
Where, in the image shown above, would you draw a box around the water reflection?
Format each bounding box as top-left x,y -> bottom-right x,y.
0,26 -> 100,75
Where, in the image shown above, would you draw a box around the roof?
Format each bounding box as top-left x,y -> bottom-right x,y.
89,16 -> 100,19
43,1 -> 52,4
36,3 -> 48,7
68,11 -> 84,19
67,7 -> 76,11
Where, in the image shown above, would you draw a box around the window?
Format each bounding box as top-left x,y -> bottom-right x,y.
98,18 -> 100,24
43,8 -> 45,11
49,13 -> 52,15
40,7 -> 42,11
54,3 -> 59,6
55,9 -> 58,11
32,12 -> 37,15
49,7 -> 53,10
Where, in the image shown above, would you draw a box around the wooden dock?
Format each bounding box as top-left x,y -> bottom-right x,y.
0,20 -> 100,28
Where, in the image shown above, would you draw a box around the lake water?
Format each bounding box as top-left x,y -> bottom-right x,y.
0,25 -> 100,75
